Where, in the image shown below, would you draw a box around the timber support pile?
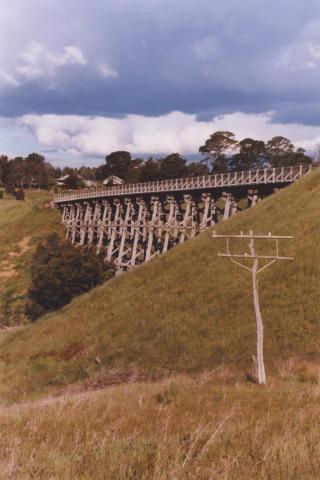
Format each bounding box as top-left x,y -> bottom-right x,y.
53,164 -> 311,270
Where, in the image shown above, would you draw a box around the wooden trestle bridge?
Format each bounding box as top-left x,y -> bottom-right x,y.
53,164 -> 311,270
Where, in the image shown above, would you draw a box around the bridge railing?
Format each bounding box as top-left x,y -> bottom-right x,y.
53,164 -> 312,204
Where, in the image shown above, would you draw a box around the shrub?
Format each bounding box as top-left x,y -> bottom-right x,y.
4,185 -> 25,200
14,189 -> 25,201
26,233 -> 114,321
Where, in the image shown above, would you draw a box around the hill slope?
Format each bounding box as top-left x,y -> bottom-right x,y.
0,170 -> 319,400
0,192 -> 62,326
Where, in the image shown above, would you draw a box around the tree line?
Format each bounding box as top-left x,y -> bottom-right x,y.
0,153 -> 57,192
0,132 -> 312,191
95,133 -> 312,182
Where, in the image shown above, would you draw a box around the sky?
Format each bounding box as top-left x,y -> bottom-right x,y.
1,0 -> 320,166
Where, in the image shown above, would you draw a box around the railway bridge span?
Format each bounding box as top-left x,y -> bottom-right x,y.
53,164 -> 311,270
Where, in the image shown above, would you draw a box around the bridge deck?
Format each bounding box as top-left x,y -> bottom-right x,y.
53,164 -> 311,204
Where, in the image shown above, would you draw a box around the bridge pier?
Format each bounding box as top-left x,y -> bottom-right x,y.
59,191 -> 244,269
248,190 -> 261,207
222,193 -> 237,220
55,165 -> 311,270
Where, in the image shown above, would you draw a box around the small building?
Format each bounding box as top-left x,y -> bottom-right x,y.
83,179 -> 98,188
53,174 -> 71,187
53,175 -> 97,189
103,175 -> 126,186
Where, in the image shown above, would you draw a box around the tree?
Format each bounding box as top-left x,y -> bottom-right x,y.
25,153 -> 48,188
62,166 -> 75,176
53,166 -> 63,179
64,173 -> 84,189
292,147 -> 312,166
199,131 -> 237,172
0,155 -> 8,186
26,233 -> 114,321
230,138 -> 266,171
127,158 -> 144,183
103,151 -> 132,181
186,162 -> 209,177
5,157 -> 26,190
78,165 -> 97,180
139,158 -> 161,182
159,153 -> 187,180
266,137 -> 312,167
44,161 -> 59,187
265,136 -> 294,167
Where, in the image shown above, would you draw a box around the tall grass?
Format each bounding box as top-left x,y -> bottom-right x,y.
1,375 -> 320,479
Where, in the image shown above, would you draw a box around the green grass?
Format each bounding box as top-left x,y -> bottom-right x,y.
0,191 -> 62,325
0,170 -> 319,400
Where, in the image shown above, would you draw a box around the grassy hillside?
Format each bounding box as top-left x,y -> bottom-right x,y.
0,169 -> 319,400
0,191 -> 62,325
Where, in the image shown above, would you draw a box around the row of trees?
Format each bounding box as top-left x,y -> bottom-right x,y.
199,132 -> 311,173
0,153 -> 57,191
92,133 -> 311,182
0,132 -> 312,191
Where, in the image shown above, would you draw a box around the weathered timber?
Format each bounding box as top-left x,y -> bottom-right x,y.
212,230 -> 294,385
53,164 -> 311,270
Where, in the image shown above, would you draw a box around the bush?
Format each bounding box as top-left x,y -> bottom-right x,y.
5,186 -> 25,200
14,189 -> 25,201
26,233 -> 114,321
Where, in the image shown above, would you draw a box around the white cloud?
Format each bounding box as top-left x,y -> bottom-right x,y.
19,111 -> 320,161
15,42 -> 86,79
97,62 -> 118,78
0,69 -> 19,86
276,21 -> 320,72
308,42 -> 320,59
192,36 -> 221,62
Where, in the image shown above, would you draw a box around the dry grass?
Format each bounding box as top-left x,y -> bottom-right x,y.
1,375 -> 320,479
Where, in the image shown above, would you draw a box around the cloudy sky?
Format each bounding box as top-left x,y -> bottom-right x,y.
1,0 -> 320,166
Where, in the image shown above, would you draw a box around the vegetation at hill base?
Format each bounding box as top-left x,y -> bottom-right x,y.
0,168 -> 318,402
0,191 -> 63,326
26,234 -> 114,321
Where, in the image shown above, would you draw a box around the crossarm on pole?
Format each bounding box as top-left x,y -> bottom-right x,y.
229,258 -> 253,272
218,253 -> 294,260
257,259 -> 276,274
212,232 -> 293,240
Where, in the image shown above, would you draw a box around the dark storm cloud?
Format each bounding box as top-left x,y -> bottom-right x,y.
1,0 -> 320,125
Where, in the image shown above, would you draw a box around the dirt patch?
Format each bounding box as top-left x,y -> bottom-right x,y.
0,261 -> 16,279
62,343 -> 86,361
8,236 -> 32,258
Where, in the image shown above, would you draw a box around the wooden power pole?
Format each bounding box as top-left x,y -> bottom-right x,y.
212,230 -> 293,385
